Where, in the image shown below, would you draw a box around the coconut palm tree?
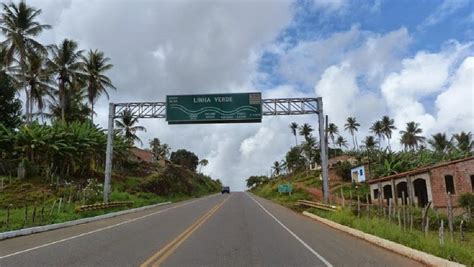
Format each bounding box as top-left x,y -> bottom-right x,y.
272,161 -> 282,176
81,49 -> 116,123
115,109 -> 147,146
0,2 -> 51,123
327,123 -> 339,148
428,133 -> 451,153
198,159 -> 208,173
299,123 -> 313,142
362,135 -> 378,179
381,115 -> 396,150
335,135 -> 348,149
47,82 -> 90,123
11,51 -> 54,122
362,136 -> 378,151
47,39 -> 84,122
289,122 -> 298,146
399,121 -> 425,151
344,117 -> 360,150
452,131 -> 473,153
370,120 -> 384,145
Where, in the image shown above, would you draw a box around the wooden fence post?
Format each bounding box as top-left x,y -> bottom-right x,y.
421,201 -> 432,231
6,204 -> 11,229
349,190 -> 353,211
341,188 -> 345,208
460,220 -> 464,241
447,192 -> 454,241
439,219 -> 444,246
357,195 -> 361,218
58,197 -> 63,214
402,191 -> 406,231
425,217 -> 430,237
397,207 -> 401,229
366,194 -> 370,218
388,198 -> 392,222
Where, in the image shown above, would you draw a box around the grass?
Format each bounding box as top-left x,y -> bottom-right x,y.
0,175 -> 217,233
251,179 -> 311,210
309,208 -> 474,266
250,173 -> 474,266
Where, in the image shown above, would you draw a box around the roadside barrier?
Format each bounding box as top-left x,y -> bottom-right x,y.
76,201 -> 134,212
298,200 -> 341,212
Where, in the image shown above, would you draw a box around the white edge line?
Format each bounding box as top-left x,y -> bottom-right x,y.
0,195 -> 214,260
0,201 -> 172,240
246,193 -> 333,267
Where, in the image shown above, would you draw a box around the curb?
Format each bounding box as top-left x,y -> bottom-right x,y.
302,211 -> 465,267
0,201 -> 172,241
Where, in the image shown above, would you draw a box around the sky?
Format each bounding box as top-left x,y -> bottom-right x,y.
18,0 -> 474,190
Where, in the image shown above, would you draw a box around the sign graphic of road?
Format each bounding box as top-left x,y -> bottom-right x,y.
166,92 -> 262,124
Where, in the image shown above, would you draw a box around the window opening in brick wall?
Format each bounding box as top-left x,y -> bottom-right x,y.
444,175 -> 455,194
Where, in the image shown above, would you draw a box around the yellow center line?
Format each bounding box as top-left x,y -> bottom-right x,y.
140,195 -> 230,267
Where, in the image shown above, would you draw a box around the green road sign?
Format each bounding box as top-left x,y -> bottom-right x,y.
166,92 -> 262,124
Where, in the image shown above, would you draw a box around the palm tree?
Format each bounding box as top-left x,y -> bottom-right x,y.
289,122 -> 298,146
11,51 -> 54,122
381,115 -> 396,150
335,135 -> 348,149
47,82 -> 90,122
198,159 -> 208,173
452,131 -> 473,153
302,136 -> 317,167
160,143 -> 171,159
0,2 -> 51,122
115,109 -> 147,146
327,123 -> 339,148
428,133 -> 451,153
344,117 -> 360,150
362,135 -> 378,179
272,161 -> 282,176
399,121 -> 425,150
299,123 -> 314,142
81,49 -> 115,123
362,136 -> 378,151
47,39 -> 84,122
370,120 -> 384,145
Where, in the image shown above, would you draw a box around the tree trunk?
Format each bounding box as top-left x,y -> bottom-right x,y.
91,101 -> 95,123
24,87 -> 30,124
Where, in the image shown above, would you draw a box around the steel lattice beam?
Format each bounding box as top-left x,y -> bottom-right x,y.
114,102 -> 166,118
112,98 -> 320,118
261,98 -> 319,116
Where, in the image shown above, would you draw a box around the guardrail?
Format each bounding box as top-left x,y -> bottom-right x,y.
298,200 -> 341,212
76,201 -> 134,212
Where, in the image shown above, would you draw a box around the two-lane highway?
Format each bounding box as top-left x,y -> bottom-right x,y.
0,192 -> 422,266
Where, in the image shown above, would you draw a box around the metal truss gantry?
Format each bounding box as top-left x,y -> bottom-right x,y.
104,97 -> 329,204
112,98 -> 319,118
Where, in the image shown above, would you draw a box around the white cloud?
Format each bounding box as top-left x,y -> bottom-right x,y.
434,56 -> 474,134
278,26 -> 410,87
381,41 -> 472,142
312,0 -> 348,13
27,0 -> 293,191
419,0 -> 469,29
314,63 -> 386,148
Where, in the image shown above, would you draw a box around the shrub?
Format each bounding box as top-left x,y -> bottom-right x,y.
459,193 -> 474,211
334,161 -> 353,181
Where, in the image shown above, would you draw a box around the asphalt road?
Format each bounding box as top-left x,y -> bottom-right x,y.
0,192 -> 423,267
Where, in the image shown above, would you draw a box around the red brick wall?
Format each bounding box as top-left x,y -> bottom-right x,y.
429,158 -> 474,208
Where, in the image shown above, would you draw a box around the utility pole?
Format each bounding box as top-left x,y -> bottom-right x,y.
103,103 -> 115,202
317,98 -> 330,203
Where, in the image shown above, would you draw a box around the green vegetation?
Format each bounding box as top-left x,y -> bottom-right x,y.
250,178 -> 311,209
309,208 -> 474,266
0,1 -> 222,233
0,163 -> 221,232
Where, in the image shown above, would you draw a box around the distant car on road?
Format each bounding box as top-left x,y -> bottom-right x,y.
221,186 -> 230,194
